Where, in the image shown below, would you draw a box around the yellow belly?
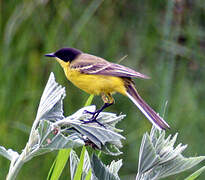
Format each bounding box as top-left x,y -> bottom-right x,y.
64,67 -> 126,95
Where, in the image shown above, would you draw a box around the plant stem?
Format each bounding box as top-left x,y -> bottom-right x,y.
6,117 -> 38,179
6,148 -> 27,180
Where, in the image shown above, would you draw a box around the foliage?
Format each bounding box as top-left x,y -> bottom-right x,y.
0,73 -> 125,179
1,73 -> 205,180
136,127 -> 205,180
1,0 -> 205,179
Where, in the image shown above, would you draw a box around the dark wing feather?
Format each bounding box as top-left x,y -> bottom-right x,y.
70,53 -> 150,79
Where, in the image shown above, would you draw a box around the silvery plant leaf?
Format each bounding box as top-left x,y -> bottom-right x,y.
136,127 -> 205,180
70,148 -> 92,180
70,150 -> 80,180
69,149 -> 122,180
27,72 -> 66,149
107,159 -> 122,179
4,72 -> 126,180
53,105 -> 126,155
25,72 -> 125,160
82,148 -> 91,179
66,110 -> 125,149
0,146 -> 19,162
29,120 -> 85,158
91,154 -> 121,180
35,72 -> 65,122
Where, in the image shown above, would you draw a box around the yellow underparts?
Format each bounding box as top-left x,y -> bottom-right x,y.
56,58 -> 127,103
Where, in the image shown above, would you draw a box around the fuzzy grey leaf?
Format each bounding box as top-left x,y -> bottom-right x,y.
83,149 -> 91,173
101,143 -> 123,156
35,72 -> 65,122
70,150 -> 79,180
107,159 -> 122,179
136,126 -> 205,180
71,124 -> 125,149
138,133 -> 160,174
65,108 -> 125,149
70,148 -> 92,180
158,155 -> 205,179
29,120 -> 84,158
54,106 -> 126,155
81,149 -> 92,180
91,154 -> 120,180
38,120 -> 84,149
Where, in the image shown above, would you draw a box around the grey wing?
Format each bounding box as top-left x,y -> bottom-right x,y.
71,53 -> 150,79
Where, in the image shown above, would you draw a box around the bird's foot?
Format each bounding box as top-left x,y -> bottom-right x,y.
83,110 -> 97,115
82,102 -> 113,128
82,110 -> 105,127
80,118 -> 105,128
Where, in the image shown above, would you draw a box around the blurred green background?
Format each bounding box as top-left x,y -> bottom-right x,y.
1,0 -> 205,179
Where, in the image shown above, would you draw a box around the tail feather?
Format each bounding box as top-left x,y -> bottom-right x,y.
126,84 -> 170,130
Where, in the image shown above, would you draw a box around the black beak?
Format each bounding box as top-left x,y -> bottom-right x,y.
45,53 -> 55,57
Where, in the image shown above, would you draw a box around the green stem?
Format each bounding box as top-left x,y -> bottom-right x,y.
84,94 -> 94,107
47,94 -> 94,180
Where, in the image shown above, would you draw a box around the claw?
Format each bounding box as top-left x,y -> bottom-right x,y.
83,110 -> 95,115
81,102 -> 113,128
80,119 -> 105,128
82,110 -> 105,127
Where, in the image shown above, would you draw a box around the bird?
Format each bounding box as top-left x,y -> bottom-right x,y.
45,47 -> 170,130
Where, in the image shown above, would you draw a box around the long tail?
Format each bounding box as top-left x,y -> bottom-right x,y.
125,83 -> 170,130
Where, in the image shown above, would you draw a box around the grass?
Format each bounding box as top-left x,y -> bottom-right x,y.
1,0 -> 205,179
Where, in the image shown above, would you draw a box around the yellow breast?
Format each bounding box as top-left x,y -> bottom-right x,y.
57,59 -> 126,95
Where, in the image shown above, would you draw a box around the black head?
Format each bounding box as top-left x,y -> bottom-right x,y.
45,48 -> 82,62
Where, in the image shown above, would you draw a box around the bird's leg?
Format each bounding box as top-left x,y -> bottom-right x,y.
82,93 -> 114,126
85,102 -> 113,118
82,102 -> 113,127
84,93 -> 112,117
